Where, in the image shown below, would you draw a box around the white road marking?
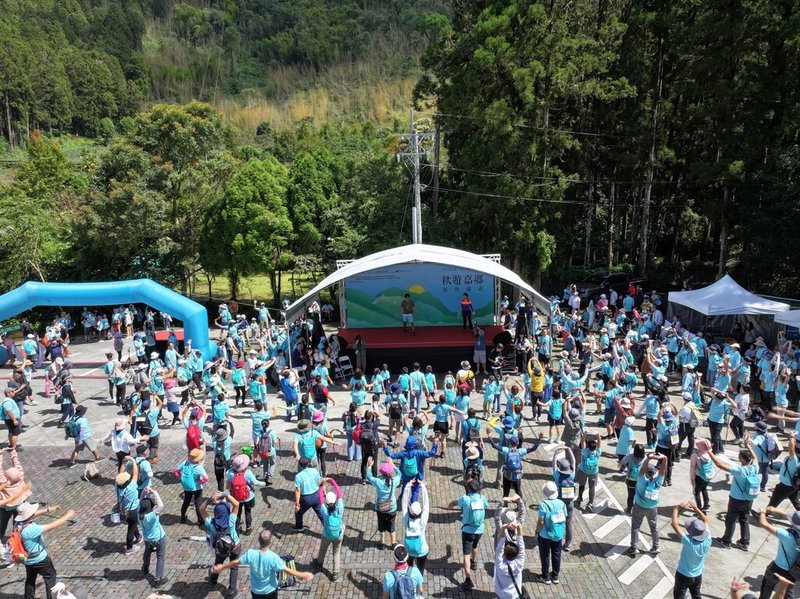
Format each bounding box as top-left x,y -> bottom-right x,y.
605,537 -> 631,561
593,514 -> 626,539
619,554 -> 654,585
83,368 -> 99,376
642,576 -> 675,599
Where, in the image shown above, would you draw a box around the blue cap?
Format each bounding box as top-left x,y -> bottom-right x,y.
213,503 -> 230,530
389,383 -> 402,394
502,416 -> 515,429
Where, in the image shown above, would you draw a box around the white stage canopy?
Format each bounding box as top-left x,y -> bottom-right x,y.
668,275 -> 789,316
286,243 -> 550,322
775,310 -> 800,326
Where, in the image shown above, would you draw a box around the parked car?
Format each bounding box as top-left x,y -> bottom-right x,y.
576,271 -> 650,306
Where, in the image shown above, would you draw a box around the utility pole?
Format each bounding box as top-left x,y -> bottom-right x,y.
397,110 -> 434,244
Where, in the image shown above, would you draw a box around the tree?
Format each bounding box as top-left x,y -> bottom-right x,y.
201,157 -> 293,302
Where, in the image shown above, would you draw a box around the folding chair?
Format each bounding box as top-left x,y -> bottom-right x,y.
337,355 -> 354,379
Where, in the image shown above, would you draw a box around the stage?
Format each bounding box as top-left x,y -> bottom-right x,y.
336,325 -> 506,371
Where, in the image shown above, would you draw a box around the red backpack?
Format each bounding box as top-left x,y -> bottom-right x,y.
231,471 -> 250,501
7,523 -> 36,564
186,423 -> 203,451
352,421 -> 363,445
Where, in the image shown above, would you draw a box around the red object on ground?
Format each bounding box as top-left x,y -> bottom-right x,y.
155,330 -> 184,341
337,326 -> 504,349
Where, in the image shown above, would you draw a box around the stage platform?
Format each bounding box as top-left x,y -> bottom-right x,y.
336,325 -> 506,371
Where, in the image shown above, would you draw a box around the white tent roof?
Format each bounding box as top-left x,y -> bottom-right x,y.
286,243 -> 550,321
668,275 -> 789,316
775,310 -> 800,326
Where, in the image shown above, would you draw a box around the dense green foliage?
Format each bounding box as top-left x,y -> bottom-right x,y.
1,0 -> 800,302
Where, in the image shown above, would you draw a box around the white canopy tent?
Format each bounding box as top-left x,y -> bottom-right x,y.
286,243 -> 550,323
668,275 -> 790,316
775,310 -> 800,326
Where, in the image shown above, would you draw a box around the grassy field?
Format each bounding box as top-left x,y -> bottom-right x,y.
191,270 -> 330,305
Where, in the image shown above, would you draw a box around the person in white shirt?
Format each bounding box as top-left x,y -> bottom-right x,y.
102,418 -> 141,468
568,292 -> 581,313
493,495 -> 526,599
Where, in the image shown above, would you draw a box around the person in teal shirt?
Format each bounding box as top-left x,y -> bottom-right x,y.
294,458 -> 325,530
628,454 -> 667,555
315,479 -> 345,581
709,441 -> 759,550
201,492 -> 242,596
397,367 -> 411,397
366,459 -> 402,549
176,449 -> 209,524
616,416 -> 635,461
115,462 -> 142,553
382,545 -> 425,598
214,530 -> 313,594
425,395 -> 466,456
225,454 -> 265,534
13,501 -> 76,596
670,502 -> 712,598
231,362 -> 247,407
536,481 -> 568,584
137,488 -> 166,584
447,479 -> 489,592
250,403 -> 271,450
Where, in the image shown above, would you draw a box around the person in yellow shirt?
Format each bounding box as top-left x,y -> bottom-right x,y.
528,358 -> 545,422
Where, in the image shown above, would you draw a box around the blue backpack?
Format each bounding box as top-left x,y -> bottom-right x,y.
505,450 -> 522,482
391,568 -> 416,599
542,500 -> 566,540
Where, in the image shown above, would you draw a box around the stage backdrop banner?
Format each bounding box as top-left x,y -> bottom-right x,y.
344,264 -> 494,328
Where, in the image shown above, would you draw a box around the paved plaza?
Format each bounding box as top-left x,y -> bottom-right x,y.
0,334 -> 784,598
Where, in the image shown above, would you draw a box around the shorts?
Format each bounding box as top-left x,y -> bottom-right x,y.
148,434 -> 161,452
453,413 -> 464,424
603,407 -> 615,423
376,510 -> 396,533
389,418 -> 402,429
547,416 -> 564,426
4,420 -> 21,436
402,313 -> 414,323
433,421 -> 449,435
575,469 -> 597,486
473,350 -> 486,364
461,532 -> 482,555
75,437 -> 98,452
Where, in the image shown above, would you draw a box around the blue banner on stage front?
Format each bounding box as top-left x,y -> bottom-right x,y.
344,264 -> 494,328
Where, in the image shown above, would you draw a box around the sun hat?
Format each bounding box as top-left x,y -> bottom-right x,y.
15,502 -> 38,522
136,363 -> 147,371
215,428 -> 228,442
624,416 -> 635,427
409,502 -> 422,517
542,481 -> 558,499
297,419 -> 312,433
75,404 -> 87,416
189,448 -> 205,463
232,454 -> 250,472
500,508 -> 517,525
460,360 -> 471,369
379,462 -> 395,477
754,337 -> 766,347
150,352 -> 159,359
556,458 -> 572,474
114,418 -> 126,431
663,410 -> 674,421
501,416 -> 515,429
786,509 -> 800,531
115,472 -> 132,486
694,438 -> 711,455
311,411 -> 324,423
213,502 -> 231,530
325,491 -> 337,505
681,391 -> 693,401
620,397 -> 631,408
756,421 -> 768,433
560,350 -> 569,358
684,517 -> 710,541
465,445 -> 480,460
568,408 -> 582,421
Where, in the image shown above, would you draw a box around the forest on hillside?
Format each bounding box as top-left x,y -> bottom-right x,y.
0,0 -> 799,301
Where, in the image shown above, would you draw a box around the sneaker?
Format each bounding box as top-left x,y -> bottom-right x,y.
715,537 -> 731,549
225,589 -> 237,598
536,575 -> 551,585
650,547 -> 660,555
291,526 -> 305,532
152,578 -> 164,587
124,546 -> 141,555
585,503 -> 594,513
460,577 -> 474,591
552,576 -> 560,585
625,547 -> 637,557
733,541 -> 749,552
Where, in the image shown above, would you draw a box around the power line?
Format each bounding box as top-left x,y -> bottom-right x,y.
424,163 -> 679,186
436,186 -> 587,205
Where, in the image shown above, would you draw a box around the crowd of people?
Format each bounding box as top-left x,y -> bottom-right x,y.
1,288 -> 799,599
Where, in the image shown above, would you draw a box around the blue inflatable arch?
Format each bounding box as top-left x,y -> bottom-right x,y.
0,279 -> 212,359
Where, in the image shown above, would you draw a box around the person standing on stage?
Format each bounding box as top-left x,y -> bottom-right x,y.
401,293 -> 416,336
460,294 -> 474,330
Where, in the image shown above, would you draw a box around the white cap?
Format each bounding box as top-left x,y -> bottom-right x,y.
325,491 -> 337,505
543,481 -> 558,499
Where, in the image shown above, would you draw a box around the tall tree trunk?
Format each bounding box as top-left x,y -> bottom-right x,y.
228,269 -> 239,300
431,115 -> 440,220
717,187 -> 729,279
639,36 -> 664,276
607,181 -> 615,268
583,179 -> 594,268
4,95 -> 14,148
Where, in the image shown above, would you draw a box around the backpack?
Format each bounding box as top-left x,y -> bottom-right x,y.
388,395 -> 403,419
466,419 -> 481,443
542,500 -> 567,540
746,407 -> 765,423
280,554 -> 298,588
465,462 -> 482,482
345,412 -> 359,432
359,424 -> 378,446
65,418 -> 81,439
352,421 -> 363,445
766,434 -> 783,461
137,412 -> 154,435
401,455 -> 418,477
297,403 -> 312,421
505,450 -> 523,482
466,495 -> 485,528
121,393 -> 133,415
737,466 -> 761,498
186,423 -> 203,451
391,568 -> 416,599
325,505 -> 343,538
6,522 -> 39,564
213,527 -> 235,557
257,432 -> 273,458
214,439 -> 227,469
312,384 -> 328,404
231,471 -> 250,501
